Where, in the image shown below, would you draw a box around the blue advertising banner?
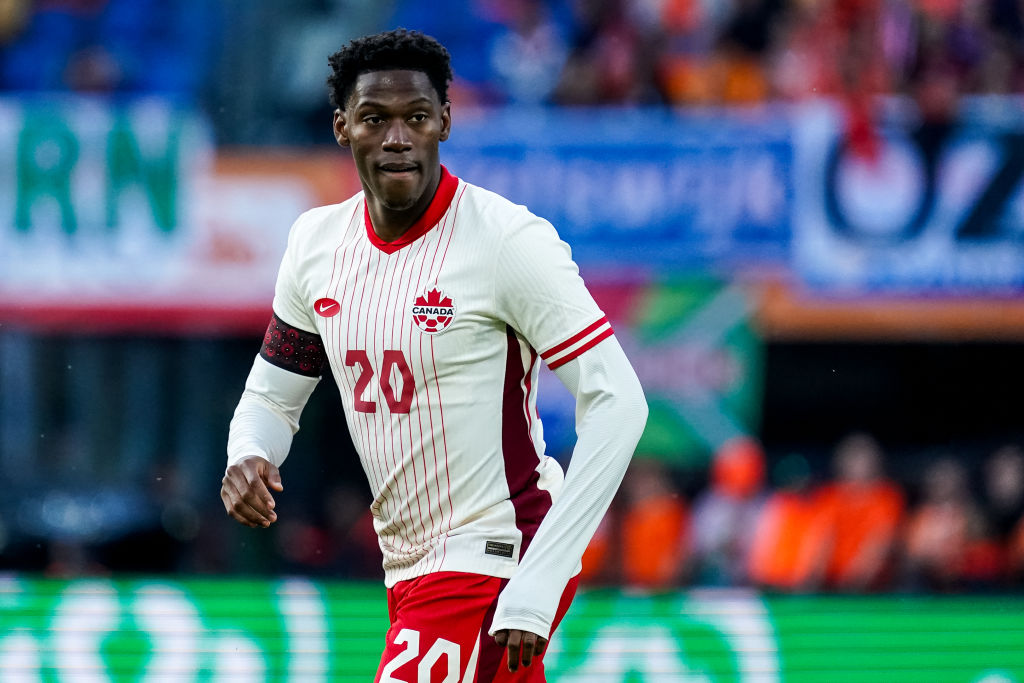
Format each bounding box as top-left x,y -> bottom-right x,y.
442,108 -> 794,268
793,98 -> 1024,293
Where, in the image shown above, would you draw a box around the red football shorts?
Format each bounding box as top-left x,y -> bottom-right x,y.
374,571 -> 579,682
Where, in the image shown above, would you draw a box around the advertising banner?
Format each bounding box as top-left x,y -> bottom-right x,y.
0,98 -> 331,333
444,108 -> 793,268
793,99 -> 1024,293
539,278 -> 762,467
0,99 -> 792,333
2,576 -> 1023,681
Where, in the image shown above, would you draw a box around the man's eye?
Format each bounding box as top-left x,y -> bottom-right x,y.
409,113 -> 428,123
364,116 -> 383,125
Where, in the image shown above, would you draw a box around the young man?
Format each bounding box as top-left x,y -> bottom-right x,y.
221,29 -> 647,681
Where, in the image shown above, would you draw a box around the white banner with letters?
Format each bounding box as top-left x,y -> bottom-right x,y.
792,98 -> 1024,293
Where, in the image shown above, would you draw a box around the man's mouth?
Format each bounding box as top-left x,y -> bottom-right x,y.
380,163 -> 418,174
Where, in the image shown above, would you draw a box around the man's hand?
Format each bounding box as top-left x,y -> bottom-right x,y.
220,456 -> 283,528
493,629 -> 547,672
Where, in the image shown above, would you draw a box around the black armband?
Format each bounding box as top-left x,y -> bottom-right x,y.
260,314 -> 326,378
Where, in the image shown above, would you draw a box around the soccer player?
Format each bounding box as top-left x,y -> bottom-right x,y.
220,29 -> 647,681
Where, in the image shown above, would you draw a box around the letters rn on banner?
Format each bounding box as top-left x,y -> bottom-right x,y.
793,98 -> 1024,293
0,98 -> 313,327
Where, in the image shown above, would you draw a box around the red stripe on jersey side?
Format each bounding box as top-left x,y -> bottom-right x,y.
546,327 -> 615,371
364,167 -> 459,254
523,347 -> 538,439
502,326 -> 553,559
540,315 -> 609,360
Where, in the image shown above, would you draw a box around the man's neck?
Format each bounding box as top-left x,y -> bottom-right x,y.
365,169 -> 442,242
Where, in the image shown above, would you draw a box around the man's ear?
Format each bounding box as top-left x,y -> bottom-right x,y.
439,101 -> 451,142
333,109 -> 350,147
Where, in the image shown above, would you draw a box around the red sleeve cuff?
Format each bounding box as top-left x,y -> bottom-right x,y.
540,316 -> 614,370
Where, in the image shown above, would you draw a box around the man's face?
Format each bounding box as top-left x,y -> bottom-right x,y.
334,70 -> 451,212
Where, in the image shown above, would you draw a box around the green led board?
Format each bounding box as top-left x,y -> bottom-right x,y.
1,577 -> 1023,681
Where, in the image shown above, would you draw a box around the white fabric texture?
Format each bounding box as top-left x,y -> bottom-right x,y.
227,355 -> 320,468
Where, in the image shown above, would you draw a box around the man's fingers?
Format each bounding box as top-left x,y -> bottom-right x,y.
264,462 -> 284,492
221,475 -> 274,527
505,629 -> 522,672
240,466 -> 277,521
534,636 -> 548,657
220,485 -> 262,527
494,630 -> 508,648
520,632 -> 537,668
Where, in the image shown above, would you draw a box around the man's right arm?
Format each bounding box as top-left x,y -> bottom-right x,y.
222,313 -> 325,527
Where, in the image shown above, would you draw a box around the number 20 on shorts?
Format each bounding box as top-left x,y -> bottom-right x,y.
379,627 -> 470,683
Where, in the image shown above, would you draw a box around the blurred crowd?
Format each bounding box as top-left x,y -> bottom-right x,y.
394,0 -> 1024,108
12,429 -> 1024,597
0,0 -> 1020,142
0,0 -> 215,97
580,434 -> 1024,593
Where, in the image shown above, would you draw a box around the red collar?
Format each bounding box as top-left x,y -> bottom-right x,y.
364,166 -> 459,254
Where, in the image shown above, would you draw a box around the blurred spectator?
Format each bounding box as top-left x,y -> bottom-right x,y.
553,0 -> 661,104
747,453 -> 830,591
692,436 -> 767,585
488,0 -> 569,103
981,444 -> 1024,544
992,445 -> 1024,584
903,456 -> 999,590
814,432 -> 904,591
620,457 -> 690,589
579,508 -> 617,584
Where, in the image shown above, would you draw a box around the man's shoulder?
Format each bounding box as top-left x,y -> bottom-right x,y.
456,179 -> 548,239
288,193 -> 363,242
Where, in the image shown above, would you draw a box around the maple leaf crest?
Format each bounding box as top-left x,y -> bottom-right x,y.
416,287 -> 453,308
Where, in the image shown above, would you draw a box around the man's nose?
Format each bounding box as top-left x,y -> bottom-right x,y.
383,120 -> 412,151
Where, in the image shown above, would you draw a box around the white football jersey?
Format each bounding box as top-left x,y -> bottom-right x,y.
272,168 -> 613,586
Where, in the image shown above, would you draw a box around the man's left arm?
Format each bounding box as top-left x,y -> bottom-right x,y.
490,333 -> 647,655
488,212 -> 647,670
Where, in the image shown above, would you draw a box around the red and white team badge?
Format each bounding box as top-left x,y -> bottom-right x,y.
411,287 -> 455,334
313,297 -> 340,317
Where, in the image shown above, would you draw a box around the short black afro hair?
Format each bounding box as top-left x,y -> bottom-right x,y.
327,29 -> 453,110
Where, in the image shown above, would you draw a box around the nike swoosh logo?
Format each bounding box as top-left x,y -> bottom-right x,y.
314,298 -> 340,317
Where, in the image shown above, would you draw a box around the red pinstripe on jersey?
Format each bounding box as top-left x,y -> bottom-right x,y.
408,221 -> 440,547
541,315 -> 614,370
424,184 -> 465,571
